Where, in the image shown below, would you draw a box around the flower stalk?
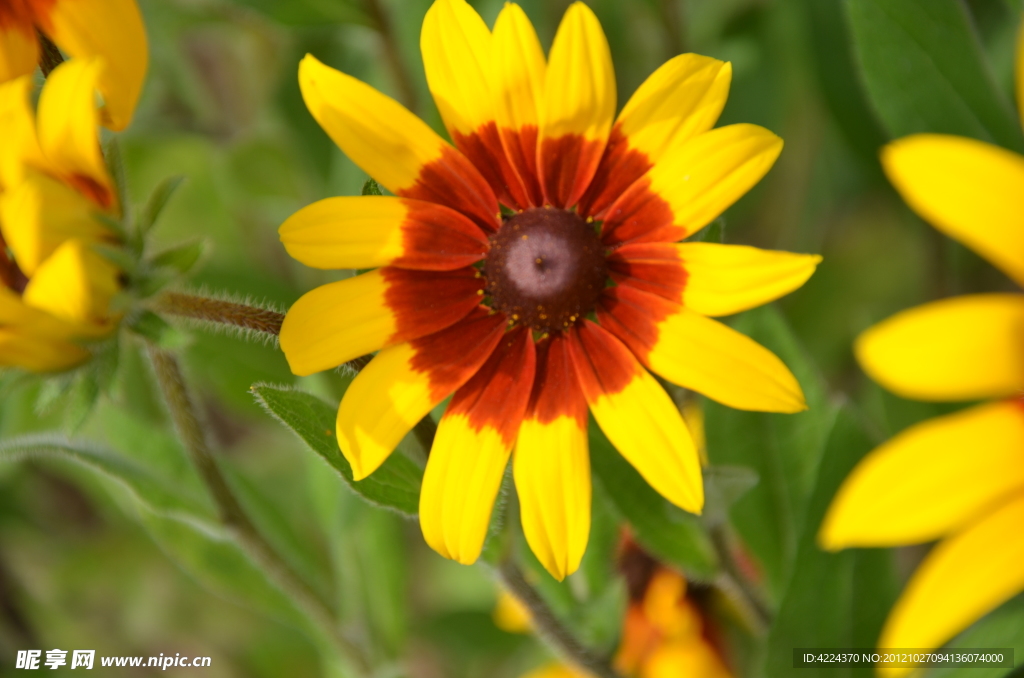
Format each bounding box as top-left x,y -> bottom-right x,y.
155,292 -> 285,337
496,561 -> 625,678
147,346 -> 371,675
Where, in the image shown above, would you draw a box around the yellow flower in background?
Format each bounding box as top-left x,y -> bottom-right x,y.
0,58 -> 122,372
280,0 -> 820,580
0,0 -> 148,130
819,25 -> 1024,669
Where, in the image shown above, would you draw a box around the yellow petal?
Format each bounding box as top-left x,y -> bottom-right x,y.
420,415 -> 511,564
538,1 -> 615,208
0,328 -> 89,372
278,196 -> 487,271
0,169 -> 114,275
420,327 -> 534,565
604,124 -> 783,244
280,270 -> 395,377
0,284 -> 79,340
882,134 -> 1024,285
616,54 -> 731,164
36,57 -> 114,208
0,23 -> 38,83
492,3 -> 545,134
856,293 -> 1024,402
878,494 -> 1024,664
21,238 -> 119,333
46,0 -> 148,131
297,54 -> 498,230
677,243 -> 820,316
421,0 -> 493,137
599,287 -> 806,413
279,268 -> 484,377
491,2 -> 546,207
493,590 -> 532,633
0,74 -> 46,191
518,664 -> 584,678
515,414 -> 591,581
568,321 -> 704,513
337,309 -> 506,480
821,401 -> 1024,549
643,641 -> 732,678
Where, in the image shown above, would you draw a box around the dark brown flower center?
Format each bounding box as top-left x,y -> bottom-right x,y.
484,207 -> 607,333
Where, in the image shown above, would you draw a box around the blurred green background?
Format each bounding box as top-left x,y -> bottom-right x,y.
2,0 -> 1024,676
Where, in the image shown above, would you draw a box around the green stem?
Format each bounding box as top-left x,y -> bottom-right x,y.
708,525 -> 771,633
156,291 -> 285,337
147,346 -> 371,675
497,561 -> 624,678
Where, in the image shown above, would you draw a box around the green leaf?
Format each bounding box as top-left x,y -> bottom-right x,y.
845,0 -> 1024,151
361,178 -> 383,196
0,434 -> 212,517
137,175 -> 185,238
764,406 -> 899,677
704,305 -> 839,599
251,383 -> 423,515
589,419 -> 718,581
149,239 -> 205,275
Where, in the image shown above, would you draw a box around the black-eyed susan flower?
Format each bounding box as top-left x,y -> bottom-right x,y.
279,0 -> 820,580
0,59 -> 121,371
0,0 -> 147,130
819,25 -> 1024,668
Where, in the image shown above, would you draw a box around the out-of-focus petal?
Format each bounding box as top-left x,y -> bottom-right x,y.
855,294 -> 1024,402
0,169 -> 113,275
820,401 -> 1024,549
877,495 -> 1024,672
882,134 -> 1024,285
35,57 -> 114,209
21,238 -> 118,334
46,0 -> 148,130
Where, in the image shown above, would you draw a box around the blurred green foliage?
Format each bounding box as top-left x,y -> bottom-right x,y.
3,0 -> 1024,676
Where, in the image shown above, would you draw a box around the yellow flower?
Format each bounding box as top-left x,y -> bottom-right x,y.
0,0 -> 148,130
819,23 -> 1024,669
0,58 -> 121,372
279,0 -> 820,579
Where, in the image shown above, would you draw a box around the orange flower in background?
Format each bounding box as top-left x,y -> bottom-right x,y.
0,0 -> 148,130
507,540 -> 732,678
0,59 -> 121,371
819,21 -> 1024,672
279,0 -> 820,579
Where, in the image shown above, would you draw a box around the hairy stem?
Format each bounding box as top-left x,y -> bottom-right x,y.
37,31 -> 64,77
709,525 -> 771,633
364,0 -> 418,111
497,561 -> 624,678
156,291 -> 285,336
147,346 -> 370,674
